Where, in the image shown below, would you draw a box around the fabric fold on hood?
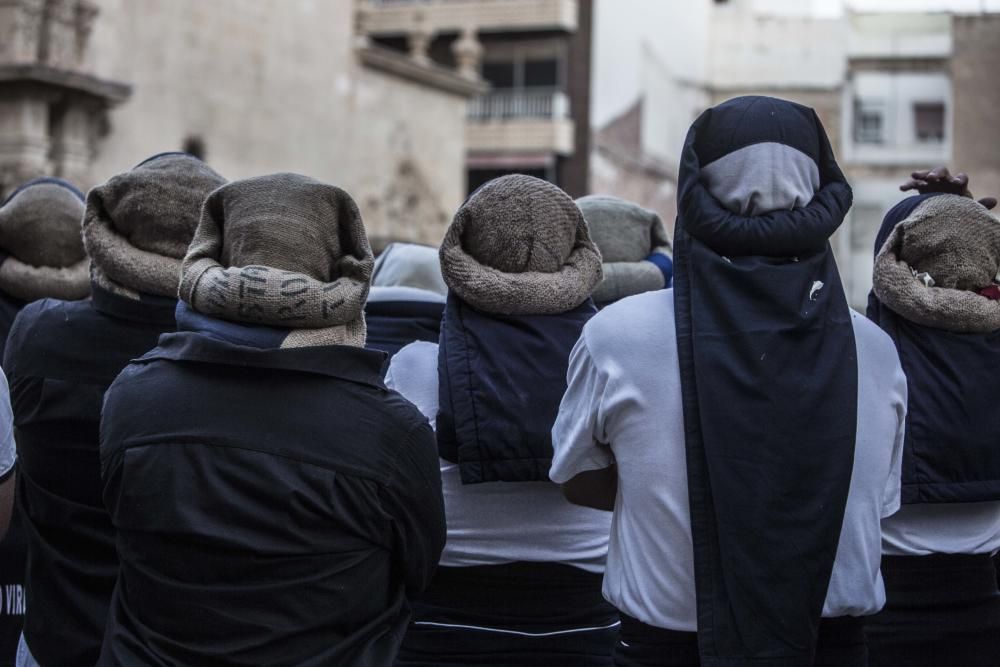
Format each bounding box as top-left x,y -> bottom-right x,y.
83,152 -> 226,299
179,173 -> 373,349
576,194 -> 673,305
673,96 -> 856,664
0,177 -> 89,301
436,175 -> 601,483
868,193 -> 1000,504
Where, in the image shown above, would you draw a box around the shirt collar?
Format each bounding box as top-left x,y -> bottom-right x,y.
140,329 -> 387,389
91,281 -> 177,326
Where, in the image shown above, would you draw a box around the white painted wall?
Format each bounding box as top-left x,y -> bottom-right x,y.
591,0 -> 711,167
844,71 -> 951,165
707,11 -> 847,89
84,0 -> 468,244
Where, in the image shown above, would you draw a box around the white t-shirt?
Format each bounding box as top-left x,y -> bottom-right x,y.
0,369 -> 14,480
550,289 -> 907,631
882,502 -> 1000,556
386,341 -> 612,573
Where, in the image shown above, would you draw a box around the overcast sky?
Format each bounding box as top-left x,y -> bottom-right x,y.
829,0 -> 1000,13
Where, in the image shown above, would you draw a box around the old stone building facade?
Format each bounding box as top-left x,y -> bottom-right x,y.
359,0 -> 593,198
0,0 -> 128,195
0,0 -> 489,247
951,13 -> 1000,208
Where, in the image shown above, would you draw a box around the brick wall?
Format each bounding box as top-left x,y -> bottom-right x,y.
951,14 -> 1000,201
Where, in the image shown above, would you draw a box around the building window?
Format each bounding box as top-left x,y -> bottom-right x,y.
854,100 -> 884,144
523,59 -> 558,88
482,62 -> 515,89
482,58 -> 560,91
914,102 -> 945,143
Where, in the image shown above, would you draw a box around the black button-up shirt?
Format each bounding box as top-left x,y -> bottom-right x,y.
99,329 -> 445,666
4,285 -> 178,667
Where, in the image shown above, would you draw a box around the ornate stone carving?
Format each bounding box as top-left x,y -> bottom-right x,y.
40,0 -> 80,69
0,0 -> 46,65
451,25 -> 483,80
74,0 -> 98,63
406,10 -> 433,66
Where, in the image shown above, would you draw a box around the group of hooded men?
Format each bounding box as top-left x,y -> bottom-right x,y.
0,95 -> 996,667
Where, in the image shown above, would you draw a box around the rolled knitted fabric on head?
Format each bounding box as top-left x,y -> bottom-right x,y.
179,173 -> 373,348
439,174 -> 602,315
576,194 -> 672,304
873,194 -> 1000,333
0,178 -> 89,301
83,152 -> 226,298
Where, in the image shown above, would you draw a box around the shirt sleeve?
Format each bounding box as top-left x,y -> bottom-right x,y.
549,330 -> 615,484
381,420 -> 446,594
385,342 -> 439,427
0,369 -> 15,481
882,362 -> 908,518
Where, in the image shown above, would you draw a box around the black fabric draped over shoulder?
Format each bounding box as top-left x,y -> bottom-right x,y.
673,96 -> 857,665
868,194 -> 1000,504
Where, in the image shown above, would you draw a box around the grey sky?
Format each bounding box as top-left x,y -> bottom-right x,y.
591,0 -> 999,127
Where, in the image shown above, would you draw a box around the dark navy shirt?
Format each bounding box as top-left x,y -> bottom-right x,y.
4,285 -> 177,667
99,330 -> 445,666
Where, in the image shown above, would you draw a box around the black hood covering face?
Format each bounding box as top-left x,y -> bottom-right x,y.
673,96 -> 856,664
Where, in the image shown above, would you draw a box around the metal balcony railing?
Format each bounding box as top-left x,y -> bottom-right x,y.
468,89 -> 570,121
368,0 -> 516,5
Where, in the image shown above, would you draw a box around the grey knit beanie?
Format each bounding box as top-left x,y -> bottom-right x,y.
873,194 -> 1000,333
180,173 -> 373,348
0,178 -> 89,302
576,194 -> 672,304
83,152 -> 226,297
439,175 -> 602,315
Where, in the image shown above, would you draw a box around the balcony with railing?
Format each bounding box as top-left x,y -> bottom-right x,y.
468,88 -> 569,120
360,0 -> 579,35
466,88 -> 574,155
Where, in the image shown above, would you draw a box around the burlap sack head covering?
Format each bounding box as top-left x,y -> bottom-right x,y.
439,174 -> 601,315
576,194 -> 672,304
873,194 -> 1000,333
83,152 -> 226,298
179,172 -> 373,348
0,178 -> 89,301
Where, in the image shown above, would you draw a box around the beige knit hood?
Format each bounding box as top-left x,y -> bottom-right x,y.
873,194 -> 1000,333
576,194 -> 672,304
439,174 -> 602,315
179,173 -> 374,348
83,152 -> 226,298
0,178 -> 89,302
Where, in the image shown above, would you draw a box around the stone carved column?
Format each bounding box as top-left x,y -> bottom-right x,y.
452,25 -> 482,80
406,11 -> 432,66
353,5 -> 371,50
0,96 -> 51,194
40,0 -> 79,69
0,0 -> 46,64
50,103 -> 94,186
74,0 -> 98,66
